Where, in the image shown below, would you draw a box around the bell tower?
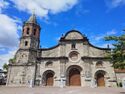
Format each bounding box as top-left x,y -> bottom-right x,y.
20,13 -> 40,49
15,13 -> 41,64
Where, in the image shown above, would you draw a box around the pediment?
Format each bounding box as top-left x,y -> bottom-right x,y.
64,30 -> 84,40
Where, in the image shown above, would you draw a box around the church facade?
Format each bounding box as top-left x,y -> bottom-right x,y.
6,14 -> 117,87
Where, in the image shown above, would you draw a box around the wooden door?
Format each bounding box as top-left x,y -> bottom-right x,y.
69,68 -> 81,86
97,73 -> 105,87
46,73 -> 53,86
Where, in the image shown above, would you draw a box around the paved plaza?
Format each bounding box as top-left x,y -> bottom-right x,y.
0,86 -> 125,94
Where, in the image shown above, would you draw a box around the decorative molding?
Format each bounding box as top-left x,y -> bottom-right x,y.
81,56 -> 110,60
40,44 -> 60,51
8,63 -> 36,66
37,56 -> 68,61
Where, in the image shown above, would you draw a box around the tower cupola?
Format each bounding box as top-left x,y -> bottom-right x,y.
26,13 -> 37,24
19,13 -> 41,50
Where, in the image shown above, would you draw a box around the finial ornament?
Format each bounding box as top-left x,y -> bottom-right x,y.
26,9 -> 37,24
107,44 -> 110,48
32,8 -> 36,15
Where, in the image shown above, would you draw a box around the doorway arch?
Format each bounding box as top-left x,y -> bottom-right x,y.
42,70 -> 54,86
66,65 -> 82,86
95,70 -> 106,87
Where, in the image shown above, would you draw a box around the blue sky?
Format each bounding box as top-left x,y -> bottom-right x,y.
0,0 -> 125,68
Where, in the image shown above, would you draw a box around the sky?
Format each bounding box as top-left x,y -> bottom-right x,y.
0,0 -> 125,69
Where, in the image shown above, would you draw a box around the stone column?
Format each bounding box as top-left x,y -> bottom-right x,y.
60,59 -> 66,87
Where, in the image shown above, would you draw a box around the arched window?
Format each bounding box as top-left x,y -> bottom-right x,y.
26,28 -> 30,34
96,61 -> 103,67
45,61 -> 53,67
71,43 -> 76,49
25,41 -> 28,46
69,51 -> 80,62
34,29 -> 36,35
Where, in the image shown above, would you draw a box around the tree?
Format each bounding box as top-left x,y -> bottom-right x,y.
3,63 -> 8,71
9,58 -> 16,64
105,32 -> 125,69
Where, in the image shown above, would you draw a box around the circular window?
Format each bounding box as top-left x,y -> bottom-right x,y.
69,51 -> 80,62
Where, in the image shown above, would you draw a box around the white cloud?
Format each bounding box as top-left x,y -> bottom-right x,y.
10,0 -> 78,17
0,13 -> 20,69
105,0 -> 125,8
0,49 -> 17,69
0,14 -> 19,49
90,29 -> 117,48
106,29 -> 117,35
0,0 -> 9,13
94,36 -> 104,41
94,29 -> 117,41
0,0 -> 20,69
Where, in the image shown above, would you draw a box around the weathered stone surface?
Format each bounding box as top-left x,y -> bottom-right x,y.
7,16 -> 117,87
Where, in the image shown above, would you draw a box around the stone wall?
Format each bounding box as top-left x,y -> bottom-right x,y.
7,65 -> 36,86
42,46 -> 60,57
115,69 -> 125,84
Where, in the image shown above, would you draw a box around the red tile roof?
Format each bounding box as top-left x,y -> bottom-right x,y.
114,69 -> 125,73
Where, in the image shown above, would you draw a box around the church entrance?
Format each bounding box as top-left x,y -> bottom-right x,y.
42,70 -> 54,86
95,71 -> 105,87
69,68 -> 81,86
46,72 -> 54,86
97,73 -> 105,87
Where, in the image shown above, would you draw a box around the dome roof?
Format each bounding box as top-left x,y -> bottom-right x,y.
64,30 -> 85,40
